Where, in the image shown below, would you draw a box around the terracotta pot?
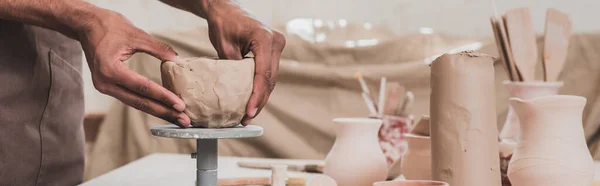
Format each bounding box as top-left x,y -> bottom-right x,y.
373,180 -> 449,186
508,95 -> 594,186
325,118 -> 389,186
430,52 -> 501,186
499,81 -> 564,142
400,134 -> 431,180
378,115 -> 413,179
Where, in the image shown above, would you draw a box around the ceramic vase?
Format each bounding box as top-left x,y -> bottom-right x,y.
325,118 -> 389,186
499,81 -> 564,142
379,115 -> 413,179
430,52 -> 501,186
508,95 -> 594,186
400,134 -> 431,180
373,180 -> 449,186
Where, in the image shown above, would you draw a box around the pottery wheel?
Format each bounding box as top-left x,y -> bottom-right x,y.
151,124 -> 264,186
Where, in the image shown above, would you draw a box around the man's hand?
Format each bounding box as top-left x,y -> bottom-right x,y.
0,0 -> 191,127
160,0 -> 286,125
206,1 -> 286,125
78,10 -> 191,127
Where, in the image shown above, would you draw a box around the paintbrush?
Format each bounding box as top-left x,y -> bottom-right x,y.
377,77 -> 386,117
355,72 -> 378,116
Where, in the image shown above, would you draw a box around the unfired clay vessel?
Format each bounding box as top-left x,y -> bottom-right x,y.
324,118 -> 389,186
430,52 -> 501,186
400,134 -> 431,180
373,180 -> 449,186
508,95 -> 594,186
499,81 -> 563,142
161,57 -> 254,128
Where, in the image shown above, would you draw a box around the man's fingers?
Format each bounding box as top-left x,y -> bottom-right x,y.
251,31 -> 286,123
113,66 -> 186,112
135,32 -> 179,61
244,29 -> 274,121
217,43 -> 244,60
101,83 -> 191,127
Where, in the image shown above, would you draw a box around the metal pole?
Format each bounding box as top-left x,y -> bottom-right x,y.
195,139 -> 218,186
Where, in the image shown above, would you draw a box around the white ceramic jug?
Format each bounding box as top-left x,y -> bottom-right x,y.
324,118 -> 388,186
509,95 -> 594,186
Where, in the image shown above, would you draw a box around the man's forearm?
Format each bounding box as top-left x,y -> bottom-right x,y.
159,0 -> 239,20
0,0 -> 102,39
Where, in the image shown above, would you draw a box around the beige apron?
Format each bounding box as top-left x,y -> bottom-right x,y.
0,20 -> 85,185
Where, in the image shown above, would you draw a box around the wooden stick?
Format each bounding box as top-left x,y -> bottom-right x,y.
377,77 -> 386,117
490,17 -> 515,81
383,82 -> 405,115
217,177 -> 306,186
543,8 -> 572,82
504,8 -> 538,81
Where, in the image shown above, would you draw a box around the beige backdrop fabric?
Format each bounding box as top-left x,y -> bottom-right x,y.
84,25 -> 600,180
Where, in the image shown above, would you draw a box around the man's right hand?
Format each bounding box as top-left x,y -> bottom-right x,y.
77,10 -> 191,127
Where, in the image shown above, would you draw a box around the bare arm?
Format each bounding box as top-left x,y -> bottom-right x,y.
0,0 -> 100,39
0,0 -> 191,127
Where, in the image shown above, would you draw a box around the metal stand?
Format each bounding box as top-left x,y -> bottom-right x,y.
151,124 -> 263,186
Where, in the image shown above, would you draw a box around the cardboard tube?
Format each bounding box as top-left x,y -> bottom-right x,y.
430,52 -> 501,186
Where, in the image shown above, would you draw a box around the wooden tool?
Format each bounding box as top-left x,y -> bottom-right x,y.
377,77 -> 387,117
217,177 -> 306,186
490,17 -> 517,81
383,82 -> 405,115
504,8 -> 538,81
542,8 -> 572,82
237,161 -> 324,173
398,91 -> 414,116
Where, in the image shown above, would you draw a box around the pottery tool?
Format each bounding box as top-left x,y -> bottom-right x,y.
542,8 -> 572,82
377,77 -> 387,117
398,91 -> 414,116
355,72 -> 377,109
272,164 -> 287,186
362,92 -> 378,116
383,82 -> 405,115
503,8 -> 538,81
490,17 -> 516,81
498,17 -> 521,81
151,125 -> 263,186
237,161 -> 324,173
217,177 -> 306,186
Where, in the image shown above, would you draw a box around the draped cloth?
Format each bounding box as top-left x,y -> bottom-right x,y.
84,25 -> 600,180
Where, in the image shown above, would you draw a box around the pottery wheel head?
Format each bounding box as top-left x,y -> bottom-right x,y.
151,124 -> 263,139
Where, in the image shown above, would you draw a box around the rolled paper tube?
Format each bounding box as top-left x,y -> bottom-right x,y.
429,51 -> 501,186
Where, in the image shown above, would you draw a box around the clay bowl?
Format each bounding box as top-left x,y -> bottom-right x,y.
373,180 -> 449,186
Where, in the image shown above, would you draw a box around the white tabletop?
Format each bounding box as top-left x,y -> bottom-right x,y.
81,153 -> 600,186
80,153 -> 324,186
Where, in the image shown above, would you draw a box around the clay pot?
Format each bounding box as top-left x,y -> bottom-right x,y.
400,134 -> 431,180
325,118 -> 389,186
499,81 -> 564,142
378,115 -> 413,179
508,95 -> 594,186
373,180 -> 449,186
430,52 -> 501,186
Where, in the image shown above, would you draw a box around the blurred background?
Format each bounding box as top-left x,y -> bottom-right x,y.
81,0 -> 600,181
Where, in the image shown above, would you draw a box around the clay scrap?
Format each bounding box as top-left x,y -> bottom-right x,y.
161,57 -> 254,128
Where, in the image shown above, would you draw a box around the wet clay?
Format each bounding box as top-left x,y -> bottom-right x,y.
430,52 -> 501,186
161,57 -> 254,128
